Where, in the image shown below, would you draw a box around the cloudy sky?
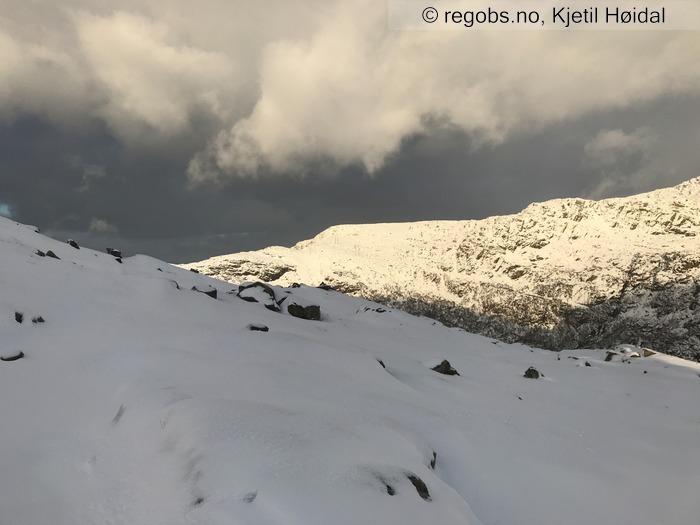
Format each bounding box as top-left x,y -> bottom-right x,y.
1,0 -> 699,262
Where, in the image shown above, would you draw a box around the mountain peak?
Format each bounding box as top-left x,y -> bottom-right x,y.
185,177 -> 700,360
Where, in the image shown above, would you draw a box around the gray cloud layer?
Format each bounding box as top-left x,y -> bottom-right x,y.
3,1 -> 700,178
1,1 -> 699,261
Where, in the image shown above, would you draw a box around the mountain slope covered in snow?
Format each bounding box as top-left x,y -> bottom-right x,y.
185,177 -> 700,360
2,216 -> 700,524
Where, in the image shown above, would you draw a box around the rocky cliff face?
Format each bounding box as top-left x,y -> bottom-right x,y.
184,178 -> 700,360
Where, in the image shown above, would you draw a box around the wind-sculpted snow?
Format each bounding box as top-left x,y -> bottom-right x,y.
186,177 -> 700,360
2,216 -> 700,524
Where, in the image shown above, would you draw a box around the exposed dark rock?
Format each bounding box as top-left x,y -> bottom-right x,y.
192,497 -> 205,507
67,239 -> 79,249
585,361 -> 591,367
106,248 -> 122,258
368,269 -> 700,362
318,282 -> 335,291
46,250 -> 60,259
237,282 -> 279,312
291,283 -> 302,288
377,476 -> 396,496
523,366 -> 540,379
115,257 -> 122,264
14,312 -> 23,323
193,260 -> 293,282
239,281 -> 276,296
1,351 -> 25,362
362,307 -> 387,314
604,351 -> 617,362
378,359 -> 386,369
192,285 -> 217,299
36,250 -> 45,257
430,452 -> 437,469
287,303 -> 321,321
248,324 -> 269,332
189,268 -> 200,274
431,360 -> 460,376
243,492 -> 257,503
407,474 -> 431,501
112,405 -> 125,425
32,316 -> 45,323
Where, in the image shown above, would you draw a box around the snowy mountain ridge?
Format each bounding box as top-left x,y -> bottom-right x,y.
2,215 -> 700,524
185,177 -> 700,360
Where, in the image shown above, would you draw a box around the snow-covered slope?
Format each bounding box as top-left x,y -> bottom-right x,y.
185,177 -> 700,360
2,216 -> 700,524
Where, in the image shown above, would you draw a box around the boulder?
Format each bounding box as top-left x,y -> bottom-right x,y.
36,250 -> 45,257
32,316 -> 45,323
14,312 -> 23,324
67,239 -> 80,249
1,351 -> 25,362
191,285 -> 217,299
46,250 -> 60,259
237,283 -> 279,312
106,248 -> 122,258
407,474 -> 431,501
431,360 -> 460,376
248,324 -> 269,332
287,303 -> 321,321
614,344 -> 642,359
523,366 -> 540,379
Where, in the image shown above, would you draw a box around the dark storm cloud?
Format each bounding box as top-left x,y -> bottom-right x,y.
1,1 -> 700,262
3,92 -> 700,262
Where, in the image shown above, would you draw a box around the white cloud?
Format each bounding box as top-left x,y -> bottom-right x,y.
74,11 -> 236,144
66,155 -> 107,192
187,2 -> 700,180
1,1 -> 700,180
0,28 -> 92,126
583,127 -> 660,198
88,218 -> 118,234
584,128 -> 657,168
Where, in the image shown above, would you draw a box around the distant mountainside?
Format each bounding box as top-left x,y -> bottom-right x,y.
184,177 -> 700,360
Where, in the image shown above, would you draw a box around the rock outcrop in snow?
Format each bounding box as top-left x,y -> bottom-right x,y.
184,177 -> 700,361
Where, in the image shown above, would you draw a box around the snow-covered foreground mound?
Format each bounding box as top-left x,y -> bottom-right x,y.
1,217 -> 699,525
